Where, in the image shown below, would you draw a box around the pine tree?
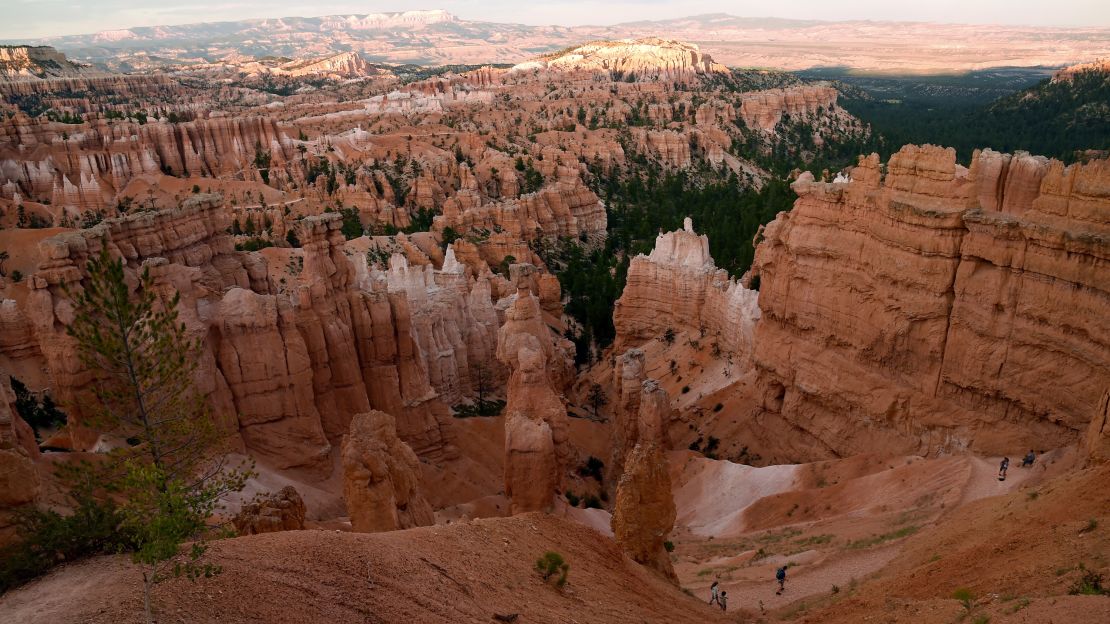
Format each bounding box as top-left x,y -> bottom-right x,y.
65,244 -> 251,623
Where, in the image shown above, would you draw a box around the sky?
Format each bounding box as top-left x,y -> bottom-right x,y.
5,0 -> 1110,40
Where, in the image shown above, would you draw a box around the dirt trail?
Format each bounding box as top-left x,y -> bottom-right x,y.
957,455 -> 1036,506
690,546 -> 899,615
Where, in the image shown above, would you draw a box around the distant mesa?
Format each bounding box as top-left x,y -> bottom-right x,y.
0,45 -> 102,82
510,38 -> 728,79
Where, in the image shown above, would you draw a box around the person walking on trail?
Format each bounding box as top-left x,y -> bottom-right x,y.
999,457 -> 1010,480
709,581 -> 720,606
775,565 -> 787,594
719,591 -> 728,612
1022,450 -> 1036,467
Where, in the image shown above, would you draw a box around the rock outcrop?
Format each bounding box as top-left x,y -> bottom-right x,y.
747,145 -> 1110,458
613,217 -> 760,360
341,410 -> 434,533
497,276 -> 572,514
611,380 -> 677,582
738,86 -> 839,132
0,382 -> 39,547
1085,390 -> 1110,466
232,486 -> 307,535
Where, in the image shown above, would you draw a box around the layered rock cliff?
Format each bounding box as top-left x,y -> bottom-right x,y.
748,145 -> 1110,457
613,217 -> 760,361
341,410 -> 434,532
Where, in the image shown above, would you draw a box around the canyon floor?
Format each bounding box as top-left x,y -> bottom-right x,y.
3,443 -> 1105,623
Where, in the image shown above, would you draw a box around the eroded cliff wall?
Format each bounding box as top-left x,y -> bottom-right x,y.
749,145 -> 1110,456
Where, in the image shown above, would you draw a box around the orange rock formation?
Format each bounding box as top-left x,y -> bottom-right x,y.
341,410 -> 434,533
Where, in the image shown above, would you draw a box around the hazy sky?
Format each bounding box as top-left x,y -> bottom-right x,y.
6,0 -> 1110,40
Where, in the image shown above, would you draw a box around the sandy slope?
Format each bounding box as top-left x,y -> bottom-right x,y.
0,514 -> 732,624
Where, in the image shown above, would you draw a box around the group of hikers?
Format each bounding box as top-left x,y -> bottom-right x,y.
707,566 -> 788,612
999,450 -> 1037,480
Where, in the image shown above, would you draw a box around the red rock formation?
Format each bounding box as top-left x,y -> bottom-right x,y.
341,410 -> 434,532
7,196 -> 458,476
738,86 -> 839,132
232,486 -> 307,535
1085,390 -> 1110,466
611,380 -> 677,582
613,217 -> 760,360
0,381 -> 39,547
748,145 -> 1110,458
497,275 -> 572,514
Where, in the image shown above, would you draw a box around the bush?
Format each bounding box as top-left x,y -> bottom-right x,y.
664,540 -> 675,552
10,377 -> 67,440
565,492 -> 581,507
681,386 -> 690,394
0,494 -> 131,593
535,551 -> 569,587
1069,570 -> 1107,596
712,403 -> 723,412
577,456 -> 604,483
10,270 -> 22,282
583,495 -> 602,509
952,588 -> 974,611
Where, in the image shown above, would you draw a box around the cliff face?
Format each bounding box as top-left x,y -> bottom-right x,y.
8,195 -> 461,475
613,217 -> 760,361
0,115 -> 295,211
0,382 -> 39,546
738,86 -> 839,132
749,145 -> 1110,457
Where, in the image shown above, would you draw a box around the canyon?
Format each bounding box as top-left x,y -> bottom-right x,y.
0,29 -> 1107,624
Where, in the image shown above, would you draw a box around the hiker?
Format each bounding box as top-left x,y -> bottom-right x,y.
775,565 -> 787,593
1022,450 -> 1036,467
999,457 -> 1010,479
719,591 -> 728,612
709,581 -> 720,606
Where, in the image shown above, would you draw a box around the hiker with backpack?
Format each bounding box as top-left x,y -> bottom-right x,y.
775,565 -> 787,594
709,580 -> 720,606
999,457 -> 1010,480
719,591 -> 728,611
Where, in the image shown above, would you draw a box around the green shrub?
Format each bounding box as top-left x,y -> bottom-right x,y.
712,403 -> 723,412
10,270 -> 22,282
1069,570 -> 1107,596
535,551 -> 569,587
663,540 -> 675,552
577,456 -> 604,482
681,386 -> 690,394
583,495 -> 602,509
0,493 -> 131,593
952,588 -> 974,611
565,492 -> 581,507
